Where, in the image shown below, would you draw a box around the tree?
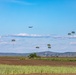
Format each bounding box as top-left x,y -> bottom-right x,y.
28,53 -> 39,59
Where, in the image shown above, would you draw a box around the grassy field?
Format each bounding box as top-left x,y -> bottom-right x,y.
35,57 -> 76,61
0,65 -> 76,74
1,56 -> 76,62
0,56 -> 76,75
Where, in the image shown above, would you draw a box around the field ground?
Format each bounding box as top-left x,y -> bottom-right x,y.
0,56 -> 76,75
0,56 -> 76,66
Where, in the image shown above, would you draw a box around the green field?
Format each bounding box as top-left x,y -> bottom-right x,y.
0,65 -> 76,74
38,57 -> 76,61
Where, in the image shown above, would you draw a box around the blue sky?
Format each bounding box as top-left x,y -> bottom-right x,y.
0,0 -> 76,53
0,0 -> 76,35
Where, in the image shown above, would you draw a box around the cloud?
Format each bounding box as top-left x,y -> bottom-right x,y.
1,33 -> 76,39
13,33 -> 42,36
0,41 -> 7,44
67,35 -> 76,38
53,36 -> 64,39
0,36 -> 1,38
7,33 -> 76,39
10,33 -> 50,38
70,42 -> 76,45
16,33 -> 30,36
53,35 -> 76,39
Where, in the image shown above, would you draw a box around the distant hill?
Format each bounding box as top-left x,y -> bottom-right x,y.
36,51 -> 76,57
0,51 -> 76,57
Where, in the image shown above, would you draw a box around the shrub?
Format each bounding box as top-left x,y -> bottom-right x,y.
28,53 -> 40,59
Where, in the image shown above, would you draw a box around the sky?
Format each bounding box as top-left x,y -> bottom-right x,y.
0,0 -> 76,35
0,0 -> 76,53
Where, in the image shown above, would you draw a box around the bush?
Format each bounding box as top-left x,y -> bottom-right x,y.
28,53 -> 40,59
